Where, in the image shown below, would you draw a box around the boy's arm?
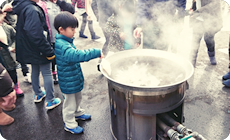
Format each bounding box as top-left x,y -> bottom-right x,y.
60,44 -> 101,63
23,7 -> 54,59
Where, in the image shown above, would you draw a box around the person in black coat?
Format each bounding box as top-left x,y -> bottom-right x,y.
12,0 -> 61,110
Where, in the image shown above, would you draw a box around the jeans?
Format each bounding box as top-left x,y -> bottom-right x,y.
31,62 -> 54,102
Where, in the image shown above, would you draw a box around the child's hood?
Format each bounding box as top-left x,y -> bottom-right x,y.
12,0 -> 36,15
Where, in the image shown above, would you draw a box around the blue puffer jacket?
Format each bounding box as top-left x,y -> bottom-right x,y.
55,34 -> 101,94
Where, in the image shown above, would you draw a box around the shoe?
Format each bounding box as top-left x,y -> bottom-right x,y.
15,82 -> 24,97
24,73 -> 32,84
75,114 -> 91,120
34,91 -> 46,103
91,32 -> 100,40
45,98 -> 61,110
223,79 -> 230,88
0,104 -> 16,112
52,71 -> 58,85
223,71 -> 230,80
79,32 -> 88,38
208,51 -> 217,65
0,109 -> 14,126
64,126 -> 83,134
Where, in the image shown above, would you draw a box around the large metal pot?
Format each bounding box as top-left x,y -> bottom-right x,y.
100,49 -> 194,140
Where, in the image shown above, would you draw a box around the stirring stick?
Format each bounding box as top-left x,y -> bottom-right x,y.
101,59 -> 111,76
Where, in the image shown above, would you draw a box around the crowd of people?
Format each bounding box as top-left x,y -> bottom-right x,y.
0,0 -> 229,137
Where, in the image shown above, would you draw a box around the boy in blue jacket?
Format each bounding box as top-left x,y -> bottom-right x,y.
54,11 -> 103,134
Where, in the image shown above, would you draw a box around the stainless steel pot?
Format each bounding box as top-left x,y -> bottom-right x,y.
100,49 -> 194,140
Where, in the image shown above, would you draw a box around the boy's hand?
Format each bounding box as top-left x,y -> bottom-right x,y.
100,52 -> 104,59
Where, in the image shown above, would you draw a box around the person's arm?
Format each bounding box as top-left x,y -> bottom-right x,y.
23,7 -> 54,60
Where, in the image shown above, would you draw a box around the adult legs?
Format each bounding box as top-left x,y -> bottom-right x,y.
31,63 -> 54,102
7,69 -> 24,97
204,32 -> 217,65
223,34 -> 230,87
79,13 -> 88,38
190,21 -> 204,67
88,20 -> 100,40
91,0 -> 99,22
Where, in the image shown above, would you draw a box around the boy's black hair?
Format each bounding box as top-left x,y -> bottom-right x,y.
54,11 -> 78,32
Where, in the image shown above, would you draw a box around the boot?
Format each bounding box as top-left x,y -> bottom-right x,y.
223,71 -> 230,80
0,108 -> 14,125
79,32 -> 88,38
15,82 -> 24,97
91,32 -> 100,40
88,20 -> 100,40
52,71 -> 58,85
208,51 -> 217,65
0,104 -> 16,112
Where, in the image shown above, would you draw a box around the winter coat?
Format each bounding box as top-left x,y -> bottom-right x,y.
55,34 -> 101,94
136,0 -> 186,25
0,23 -> 17,71
191,0 -> 222,33
72,0 -> 85,8
105,14 -> 141,52
0,63 -> 14,97
12,0 -> 54,65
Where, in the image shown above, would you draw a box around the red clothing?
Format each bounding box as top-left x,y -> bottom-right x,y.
71,0 -> 85,8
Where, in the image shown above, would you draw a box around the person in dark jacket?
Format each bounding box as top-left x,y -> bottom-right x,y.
0,63 -> 17,126
189,0 -> 222,66
222,35 -> 230,87
1,0 -> 31,84
133,0 -> 186,50
54,11 -> 103,134
12,0 -> 61,110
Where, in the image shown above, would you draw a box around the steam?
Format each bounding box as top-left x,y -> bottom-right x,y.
114,61 -> 161,86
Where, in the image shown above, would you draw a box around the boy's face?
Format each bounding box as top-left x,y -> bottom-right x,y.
59,27 -> 76,38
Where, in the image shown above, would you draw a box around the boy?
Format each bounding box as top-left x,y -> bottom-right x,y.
12,0 -> 61,109
54,11 -> 103,134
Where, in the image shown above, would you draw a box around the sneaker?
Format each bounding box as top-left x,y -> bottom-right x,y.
223,79 -> 230,88
223,71 -> 230,80
64,126 -> 83,134
75,114 -> 91,121
45,98 -> 61,110
24,73 -> 32,84
34,91 -> 46,103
